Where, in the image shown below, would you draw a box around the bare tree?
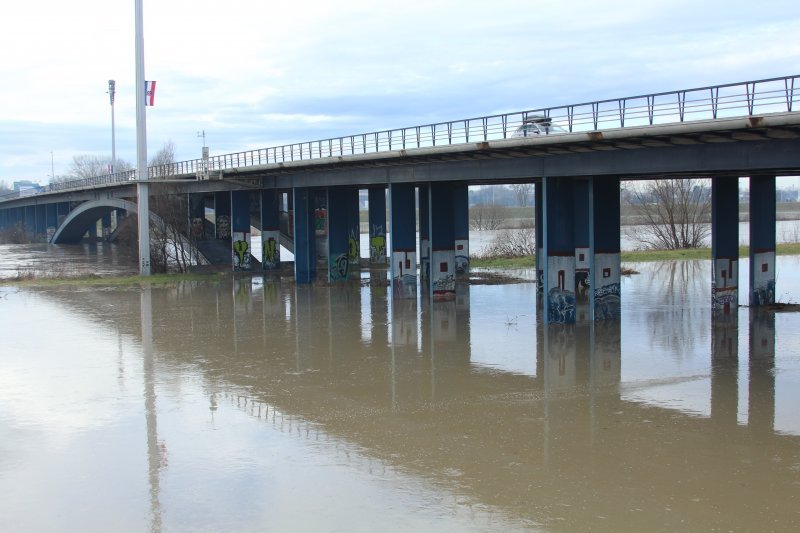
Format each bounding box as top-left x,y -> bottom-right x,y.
481,228 -> 536,257
627,178 -> 710,249
469,203 -> 508,230
511,183 -> 533,207
59,154 -> 132,183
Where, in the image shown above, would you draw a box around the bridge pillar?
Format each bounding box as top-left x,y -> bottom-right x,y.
188,193 -> 206,241
231,190 -> 252,271
24,205 -> 36,238
543,177 -> 576,324
590,177 -> 621,320
260,189 -> 281,270
101,212 -> 112,240
327,187 -> 352,281
293,187 -> 317,284
34,204 -> 46,239
454,184 -> 469,276
389,183 -> 417,298
535,181 -> 543,293
429,183 -> 456,301
346,187 -> 361,273
574,180 -> 590,301
214,191 -> 231,242
45,204 -> 57,241
419,185 -> 430,284
712,177 -> 740,312
749,175 -> 776,306
368,187 -> 387,265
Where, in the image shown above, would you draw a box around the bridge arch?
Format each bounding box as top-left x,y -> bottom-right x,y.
51,198 -> 163,244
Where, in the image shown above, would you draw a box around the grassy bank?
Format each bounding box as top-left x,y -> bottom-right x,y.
471,243 -> 800,269
0,271 -> 229,288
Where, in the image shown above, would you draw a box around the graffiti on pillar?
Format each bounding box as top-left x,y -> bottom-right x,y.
263,237 -> 279,269
191,217 -> 205,239
594,283 -> 621,320
216,215 -> 231,239
751,252 -> 775,306
330,253 -> 349,281
548,288 -> 576,323
455,239 -> 469,275
314,208 -> 327,235
370,224 -> 386,262
348,229 -> 360,265
232,234 -> 251,271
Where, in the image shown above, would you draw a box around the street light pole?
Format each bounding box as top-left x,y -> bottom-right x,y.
108,80 -> 116,173
135,0 -> 151,275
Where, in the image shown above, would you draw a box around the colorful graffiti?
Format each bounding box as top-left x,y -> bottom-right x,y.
330,253 -> 349,281
370,224 -> 386,262
348,229 -> 359,265
191,217 -> 205,239
262,237 -> 279,269
232,237 -> 251,271
216,215 -> 231,239
314,208 -> 327,235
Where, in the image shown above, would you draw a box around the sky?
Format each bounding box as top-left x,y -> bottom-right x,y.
1,0 -> 799,184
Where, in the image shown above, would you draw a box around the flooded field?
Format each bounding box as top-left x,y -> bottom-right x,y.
1,255 -> 799,531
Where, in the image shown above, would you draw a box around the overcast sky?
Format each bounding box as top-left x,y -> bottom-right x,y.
1,0 -> 798,183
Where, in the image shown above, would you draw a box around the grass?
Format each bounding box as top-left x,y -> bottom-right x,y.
0,271 -> 229,288
471,243 -> 800,269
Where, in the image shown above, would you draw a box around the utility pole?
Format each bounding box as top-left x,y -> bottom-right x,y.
108,80 -> 116,173
135,0 -> 151,275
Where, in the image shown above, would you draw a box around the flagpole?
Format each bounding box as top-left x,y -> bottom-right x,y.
135,0 -> 151,275
108,80 -> 116,173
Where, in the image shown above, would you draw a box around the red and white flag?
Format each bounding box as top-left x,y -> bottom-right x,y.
145,80 -> 157,106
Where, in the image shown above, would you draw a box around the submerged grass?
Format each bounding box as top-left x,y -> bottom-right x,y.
0,271 -> 229,288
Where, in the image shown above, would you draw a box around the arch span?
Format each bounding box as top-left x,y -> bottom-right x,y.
51,198 -> 162,244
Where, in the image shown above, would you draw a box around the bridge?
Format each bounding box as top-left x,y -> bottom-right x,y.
2,74 -> 799,323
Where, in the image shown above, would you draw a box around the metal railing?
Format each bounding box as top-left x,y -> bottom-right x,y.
3,74 -> 797,203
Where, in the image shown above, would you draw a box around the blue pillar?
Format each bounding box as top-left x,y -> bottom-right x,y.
214,191 -> 231,241
231,190 -> 252,271
574,180 -> 590,299
535,181 -> 543,292
712,177 -> 740,313
454,184 -> 469,276
293,187 -> 317,284
260,189 -> 281,270
327,187 -> 351,281
430,183 -> 456,301
543,177 -> 576,324
368,187 -> 387,264
35,204 -> 47,239
189,193 -> 206,241
25,205 -> 36,238
389,183 -> 416,298
345,187 -> 361,272
101,212 -> 112,240
45,203 -> 57,241
590,177 -> 621,320
87,219 -> 98,240
419,185 -> 430,284
749,175 -> 775,306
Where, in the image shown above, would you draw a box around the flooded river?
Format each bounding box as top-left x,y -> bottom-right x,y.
1,252 -> 800,531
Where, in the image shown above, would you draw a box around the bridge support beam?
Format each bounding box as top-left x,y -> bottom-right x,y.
429,183 -> 456,301
260,189 -> 281,270
419,185 -> 430,284
712,177 -> 740,312
389,183 -> 417,298
231,190 -> 252,271
749,175 -> 776,306
293,187 -> 317,284
189,193 -> 206,241
346,187 -> 360,273
368,187 -> 387,265
543,177 -> 576,324
327,187 -> 352,281
454,184 -> 469,276
590,177 -> 621,320
45,204 -> 57,240
535,181 -> 544,293
35,204 -> 46,239
214,191 -> 231,241
574,180 -> 590,301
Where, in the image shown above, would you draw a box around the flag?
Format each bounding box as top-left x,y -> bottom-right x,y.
145,80 -> 157,106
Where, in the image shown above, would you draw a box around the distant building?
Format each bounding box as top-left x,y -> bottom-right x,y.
13,180 -> 40,192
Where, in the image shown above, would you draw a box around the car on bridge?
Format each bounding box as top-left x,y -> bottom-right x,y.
512,115 -> 566,137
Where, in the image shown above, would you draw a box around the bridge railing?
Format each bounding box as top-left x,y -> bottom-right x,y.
3,75 -> 797,202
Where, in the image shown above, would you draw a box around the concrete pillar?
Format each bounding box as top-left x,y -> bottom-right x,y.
749,175 -> 776,306
231,190 -> 252,271
35,204 -> 46,238
368,187 -> 387,264
419,185 -> 430,284
543,177 -> 576,324
45,203 -> 58,241
214,191 -> 231,241
189,193 -> 206,241
101,212 -> 112,240
574,180 -> 590,300
293,187 -> 317,283
87,220 -> 98,240
712,177 -> 740,312
327,187 -> 351,281
389,183 -> 417,298
345,187 -> 361,272
430,183 -> 456,301
535,181 -> 544,292
260,189 -> 281,270
454,184 -> 470,276
590,177 -> 621,320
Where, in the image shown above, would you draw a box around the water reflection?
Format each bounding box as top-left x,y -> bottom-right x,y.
3,258 -> 800,530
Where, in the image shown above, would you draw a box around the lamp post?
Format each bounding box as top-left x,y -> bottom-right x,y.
135,0 -> 151,275
50,151 -> 54,182
108,80 -> 116,174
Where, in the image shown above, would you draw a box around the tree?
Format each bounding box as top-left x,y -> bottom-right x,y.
626,178 -> 710,249
469,203 -> 508,230
511,183 -> 533,207
56,154 -> 132,183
